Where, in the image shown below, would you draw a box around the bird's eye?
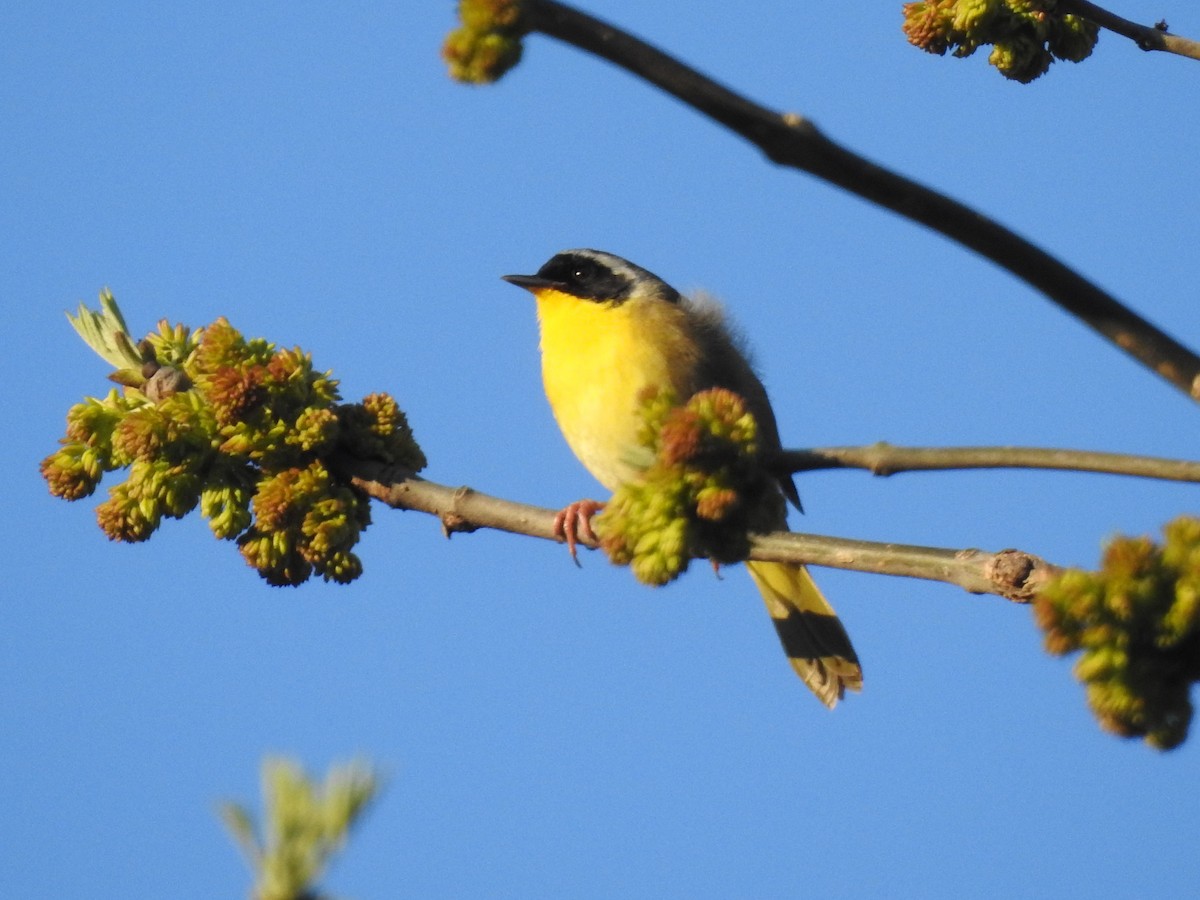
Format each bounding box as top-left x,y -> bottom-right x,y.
535,254 -> 627,301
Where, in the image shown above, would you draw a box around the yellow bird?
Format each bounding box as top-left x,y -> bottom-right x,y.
503,249 -> 862,707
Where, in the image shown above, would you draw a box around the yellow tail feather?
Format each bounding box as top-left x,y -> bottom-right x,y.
746,560 -> 862,708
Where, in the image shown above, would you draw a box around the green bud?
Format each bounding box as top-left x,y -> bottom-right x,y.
952,0 -> 1002,35
201,483 -> 254,540
95,481 -> 160,542
1074,645 -> 1127,682
289,407 -> 340,454
902,1 -> 957,56
40,443 -> 103,501
1162,576 -> 1200,646
1049,14 -> 1099,62
1036,516 -> 1200,749
989,32 -> 1053,82
316,549 -> 364,585
444,0 -> 525,85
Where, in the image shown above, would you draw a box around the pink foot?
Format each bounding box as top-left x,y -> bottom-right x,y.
553,499 -> 605,566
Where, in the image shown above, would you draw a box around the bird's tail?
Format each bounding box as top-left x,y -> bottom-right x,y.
746,560 -> 862,708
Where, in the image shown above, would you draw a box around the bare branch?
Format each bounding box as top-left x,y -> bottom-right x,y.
519,0 -> 1200,403
1059,0 -> 1200,61
749,532 -> 1056,603
344,458 -> 1056,602
777,443 -> 1200,483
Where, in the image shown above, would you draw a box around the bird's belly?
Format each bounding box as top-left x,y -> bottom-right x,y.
546,364 -> 655,492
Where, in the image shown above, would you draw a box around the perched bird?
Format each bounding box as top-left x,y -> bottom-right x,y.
503,249 -> 861,707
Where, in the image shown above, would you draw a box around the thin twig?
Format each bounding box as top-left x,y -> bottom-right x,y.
519,0 -> 1200,403
777,443 -> 1200,483
345,459 -> 1056,602
1059,0 -> 1200,61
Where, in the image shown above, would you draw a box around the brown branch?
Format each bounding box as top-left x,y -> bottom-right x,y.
750,532 -> 1056,603
1059,0 -> 1200,61
777,443 -> 1200,483
518,0 -> 1200,403
345,458 -> 1056,603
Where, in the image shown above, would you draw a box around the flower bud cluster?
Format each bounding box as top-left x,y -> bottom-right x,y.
42,297 -> 426,586
595,387 -> 784,586
443,0 -> 525,84
1034,516 -> 1200,750
902,0 -> 1099,82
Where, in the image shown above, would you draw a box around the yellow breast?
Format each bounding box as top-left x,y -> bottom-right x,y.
535,290 -> 699,491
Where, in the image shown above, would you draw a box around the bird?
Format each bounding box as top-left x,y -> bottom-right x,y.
502,249 -> 862,707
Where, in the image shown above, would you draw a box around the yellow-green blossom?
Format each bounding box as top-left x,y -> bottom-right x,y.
43,293 -> 425,586
596,387 -> 780,587
1035,516 -> 1200,750
903,0 -> 1098,81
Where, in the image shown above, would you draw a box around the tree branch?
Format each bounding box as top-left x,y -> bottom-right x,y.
1059,0 -> 1200,61
777,443 -> 1200,483
519,0 -> 1200,403
344,458 -> 1056,603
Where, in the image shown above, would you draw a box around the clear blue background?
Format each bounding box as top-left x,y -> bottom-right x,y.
3,3 -> 1197,897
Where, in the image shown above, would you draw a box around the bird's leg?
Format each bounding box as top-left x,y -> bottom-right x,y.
553,499 -> 605,566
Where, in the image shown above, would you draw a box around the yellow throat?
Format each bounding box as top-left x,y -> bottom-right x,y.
534,288 -> 696,491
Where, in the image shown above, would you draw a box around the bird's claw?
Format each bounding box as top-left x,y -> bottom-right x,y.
553,499 -> 605,567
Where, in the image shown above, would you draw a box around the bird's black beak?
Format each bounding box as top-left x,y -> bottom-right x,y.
501,273 -> 559,292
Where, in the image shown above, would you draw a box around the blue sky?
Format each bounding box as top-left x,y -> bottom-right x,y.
3,3 -> 1198,897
